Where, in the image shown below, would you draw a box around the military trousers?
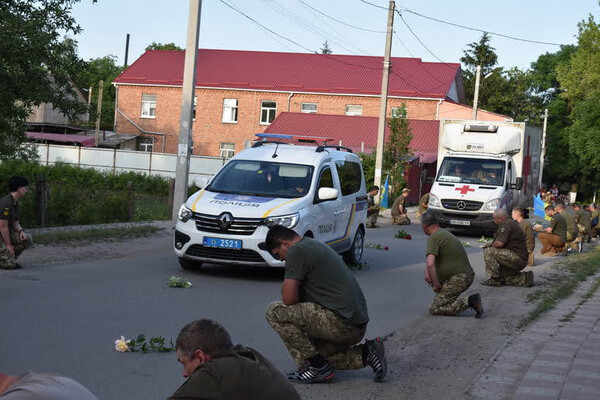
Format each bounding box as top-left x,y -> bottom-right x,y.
366,209 -> 379,228
265,301 -> 366,369
484,247 -> 528,286
538,233 -> 566,255
0,230 -> 32,269
429,272 -> 473,316
392,214 -> 411,225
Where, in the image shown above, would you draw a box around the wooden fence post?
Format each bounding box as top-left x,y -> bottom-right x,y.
35,174 -> 48,227
126,181 -> 135,222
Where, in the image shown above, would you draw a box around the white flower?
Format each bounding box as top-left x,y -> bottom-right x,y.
115,336 -> 130,352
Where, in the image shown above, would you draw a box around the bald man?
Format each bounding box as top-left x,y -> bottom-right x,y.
481,209 -> 533,287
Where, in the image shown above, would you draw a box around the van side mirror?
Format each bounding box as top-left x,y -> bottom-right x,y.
510,177 -> 523,190
316,187 -> 338,202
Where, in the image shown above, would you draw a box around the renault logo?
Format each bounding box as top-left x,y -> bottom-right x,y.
457,201 -> 467,210
218,212 -> 233,230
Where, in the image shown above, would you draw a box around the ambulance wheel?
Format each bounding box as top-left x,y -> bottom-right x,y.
343,227 -> 364,265
179,257 -> 202,270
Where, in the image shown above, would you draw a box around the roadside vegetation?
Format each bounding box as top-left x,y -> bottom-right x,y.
518,247 -> 600,328
32,225 -> 163,246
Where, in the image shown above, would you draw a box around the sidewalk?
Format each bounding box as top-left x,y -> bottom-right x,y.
467,275 -> 600,400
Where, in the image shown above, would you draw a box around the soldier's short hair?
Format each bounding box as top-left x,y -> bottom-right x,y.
265,225 -> 300,252
420,211 -> 438,227
368,185 -> 379,192
493,208 -> 510,219
545,205 -> 555,212
8,176 -> 28,192
176,319 -> 233,360
573,203 -> 581,209
555,203 -> 565,211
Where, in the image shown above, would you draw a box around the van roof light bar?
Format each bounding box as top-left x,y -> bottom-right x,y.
464,124 -> 498,133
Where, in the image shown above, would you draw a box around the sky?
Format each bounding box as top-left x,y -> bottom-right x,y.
70,0 -> 600,71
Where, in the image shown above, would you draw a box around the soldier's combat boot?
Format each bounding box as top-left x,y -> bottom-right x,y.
365,337 -> 387,382
287,359 -> 335,384
480,277 -> 504,287
468,293 -> 484,319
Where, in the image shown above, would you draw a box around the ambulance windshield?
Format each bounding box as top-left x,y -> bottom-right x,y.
436,157 -> 505,186
207,160 -> 314,198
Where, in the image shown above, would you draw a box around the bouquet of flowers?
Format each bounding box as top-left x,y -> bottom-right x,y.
394,230 -> 412,240
169,276 -> 192,288
114,334 -> 174,353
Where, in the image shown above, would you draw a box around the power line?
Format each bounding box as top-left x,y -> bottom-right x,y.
299,0 -> 386,33
403,8 -> 562,46
218,0 -> 314,53
359,0 -> 388,11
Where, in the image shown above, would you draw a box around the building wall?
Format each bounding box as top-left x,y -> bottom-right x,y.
115,85 -> 441,157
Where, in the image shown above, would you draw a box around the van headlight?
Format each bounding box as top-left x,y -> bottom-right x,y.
178,204 -> 193,222
482,198 -> 501,212
265,213 -> 299,228
428,193 -> 441,208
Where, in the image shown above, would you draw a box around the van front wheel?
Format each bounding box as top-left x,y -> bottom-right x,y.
343,228 -> 364,265
179,257 -> 202,270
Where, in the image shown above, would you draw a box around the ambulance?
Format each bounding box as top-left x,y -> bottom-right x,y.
427,120 -> 542,234
174,134 -> 368,269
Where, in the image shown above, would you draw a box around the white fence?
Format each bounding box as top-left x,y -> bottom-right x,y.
33,144 -> 227,183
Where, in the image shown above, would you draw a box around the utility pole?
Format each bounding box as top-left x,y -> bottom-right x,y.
172,0 -> 202,220
94,80 -> 104,146
538,108 -> 549,189
471,65 -> 481,120
374,0 -> 395,198
124,33 -> 130,67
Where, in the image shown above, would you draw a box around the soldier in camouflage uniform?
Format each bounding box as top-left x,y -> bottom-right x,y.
264,226 -> 386,384
366,185 -> 380,228
0,176 -> 32,269
421,212 -> 483,318
482,209 -> 533,287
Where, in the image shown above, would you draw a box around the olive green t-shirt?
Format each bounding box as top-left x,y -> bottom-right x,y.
0,193 -> 18,224
285,237 -> 369,326
575,209 -> 591,231
518,219 -> 535,253
391,195 -> 407,218
425,229 -> 473,282
418,193 -> 429,215
494,219 -> 529,262
560,211 -> 579,239
168,345 -> 300,400
550,213 -> 568,242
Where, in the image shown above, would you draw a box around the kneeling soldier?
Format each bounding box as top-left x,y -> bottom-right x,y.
0,176 -> 32,270
482,209 -> 533,287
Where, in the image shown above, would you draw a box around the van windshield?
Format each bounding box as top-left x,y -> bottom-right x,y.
436,157 -> 505,186
206,160 -> 314,198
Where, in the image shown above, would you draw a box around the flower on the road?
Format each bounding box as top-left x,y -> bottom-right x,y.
169,276 -> 192,288
395,230 -> 412,240
114,336 -> 131,352
462,241 -> 471,247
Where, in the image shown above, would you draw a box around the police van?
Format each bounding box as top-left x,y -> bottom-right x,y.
174,134 -> 368,269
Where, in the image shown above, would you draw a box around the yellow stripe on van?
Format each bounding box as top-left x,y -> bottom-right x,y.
326,203 -> 356,245
191,189 -> 206,212
262,198 -> 300,218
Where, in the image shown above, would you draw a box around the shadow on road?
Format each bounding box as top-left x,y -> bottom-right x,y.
187,264 -> 285,282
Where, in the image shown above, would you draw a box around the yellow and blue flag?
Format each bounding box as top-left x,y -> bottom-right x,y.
380,175 -> 389,209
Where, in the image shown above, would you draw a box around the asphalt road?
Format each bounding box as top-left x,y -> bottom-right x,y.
0,221 -> 489,399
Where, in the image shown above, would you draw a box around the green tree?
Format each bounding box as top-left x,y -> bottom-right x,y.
556,13 -> 600,191
73,55 -> 124,130
145,42 -> 183,51
0,0 -> 93,160
383,105 -> 413,199
460,33 -> 503,107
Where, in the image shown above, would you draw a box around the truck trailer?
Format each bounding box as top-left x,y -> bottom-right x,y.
427,119 -> 542,233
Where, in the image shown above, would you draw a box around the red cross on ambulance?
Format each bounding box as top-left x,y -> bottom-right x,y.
455,185 -> 475,195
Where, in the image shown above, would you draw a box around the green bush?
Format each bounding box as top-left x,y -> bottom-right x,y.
0,160 -> 172,227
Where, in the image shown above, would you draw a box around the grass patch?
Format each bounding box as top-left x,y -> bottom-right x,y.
517,248 -> 600,328
32,225 -> 163,246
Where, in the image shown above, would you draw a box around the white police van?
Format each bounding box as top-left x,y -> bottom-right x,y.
174,134 -> 368,269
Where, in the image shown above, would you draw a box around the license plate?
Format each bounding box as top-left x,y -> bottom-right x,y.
450,219 -> 470,226
203,237 -> 242,250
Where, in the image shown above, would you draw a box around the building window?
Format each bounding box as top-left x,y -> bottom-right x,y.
260,101 -> 277,124
139,137 -> 154,152
220,142 -> 235,159
222,98 -> 238,123
192,96 -> 197,120
301,102 -> 317,113
141,94 -> 157,118
345,104 -> 363,116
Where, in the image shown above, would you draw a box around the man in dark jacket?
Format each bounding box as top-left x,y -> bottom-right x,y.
168,319 -> 300,400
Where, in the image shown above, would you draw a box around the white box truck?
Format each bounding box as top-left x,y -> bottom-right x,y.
427,119 -> 542,233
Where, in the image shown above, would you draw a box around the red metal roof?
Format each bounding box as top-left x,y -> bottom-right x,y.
114,49 -> 460,99
26,132 -> 96,147
264,112 -> 439,162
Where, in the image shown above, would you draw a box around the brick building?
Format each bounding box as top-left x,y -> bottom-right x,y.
113,49 -> 507,157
